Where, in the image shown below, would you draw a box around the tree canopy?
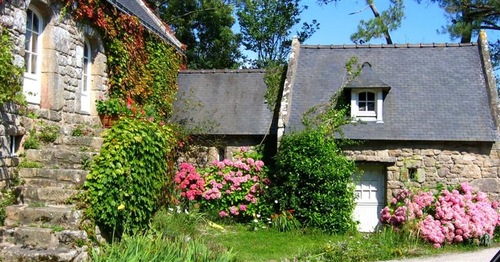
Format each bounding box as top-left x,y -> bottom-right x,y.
147,0 -> 242,69
236,0 -> 319,67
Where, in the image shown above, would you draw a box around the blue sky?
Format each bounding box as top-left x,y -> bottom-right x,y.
297,0 -> 499,45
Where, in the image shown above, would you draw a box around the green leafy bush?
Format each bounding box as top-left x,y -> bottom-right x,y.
37,123 -> 60,143
271,128 -> 358,234
23,135 -> 40,149
83,117 -> 177,237
0,28 -> 24,106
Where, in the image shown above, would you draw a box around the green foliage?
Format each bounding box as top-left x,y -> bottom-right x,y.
18,160 -> 44,168
0,28 -> 25,107
95,97 -> 126,116
154,0 -> 242,69
271,210 -> 302,232
236,0 -> 319,67
90,231 -> 236,262
144,37 -> 181,119
271,128 -> 358,234
151,208 -> 206,239
264,64 -> 287,111
23,135 -> 40,150
71,124 -> 93,137
37,123 -> 60,143
350,0 -> 405,44
83,118 -> 177,237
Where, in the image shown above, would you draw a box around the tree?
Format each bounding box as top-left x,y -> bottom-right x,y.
147,0 -> 242,69
419,0 -> 499,43
236,0 -> 319,67
318,0 -> 404,44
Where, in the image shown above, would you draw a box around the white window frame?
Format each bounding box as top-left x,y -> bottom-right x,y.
351,89 -> 384,123
23,7 -> 43,104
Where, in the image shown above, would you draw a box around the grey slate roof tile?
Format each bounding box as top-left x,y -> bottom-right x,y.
172,70 -> 273,135
286,44 -> 498,142
105,0 -> 183,50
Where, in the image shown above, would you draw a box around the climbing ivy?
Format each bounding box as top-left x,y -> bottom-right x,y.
59,0 -> 182,119
0,28 -> 25,107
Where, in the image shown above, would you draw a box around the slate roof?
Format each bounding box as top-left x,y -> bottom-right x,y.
105,0 -> 183,51
286,43 -> 498,142
172,70 -> 274,135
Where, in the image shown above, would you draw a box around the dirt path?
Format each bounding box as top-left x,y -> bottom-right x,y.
385,247 -> 499,262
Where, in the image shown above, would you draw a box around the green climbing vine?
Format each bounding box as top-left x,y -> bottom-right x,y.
59,0 -> 182,120
0,28 -> 25,107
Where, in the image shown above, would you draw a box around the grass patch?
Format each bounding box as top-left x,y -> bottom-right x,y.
92,210 -> 500,261
18,160 -> 44,168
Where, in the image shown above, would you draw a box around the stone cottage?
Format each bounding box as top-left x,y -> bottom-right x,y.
172,69 -> 277,165
279,31 -> 500,232
0,0 -> 183,260
0,0 -> 182,184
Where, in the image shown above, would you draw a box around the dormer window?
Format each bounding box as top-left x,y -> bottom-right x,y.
351,89 -> 383,122
345,62 -> 390,123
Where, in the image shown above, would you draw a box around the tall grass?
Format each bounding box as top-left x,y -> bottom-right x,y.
90,208 -> 235,261
90,232 -> 235,262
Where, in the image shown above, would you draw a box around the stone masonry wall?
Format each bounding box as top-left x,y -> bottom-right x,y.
0,0 -> 108,186
344,141 -> 500,202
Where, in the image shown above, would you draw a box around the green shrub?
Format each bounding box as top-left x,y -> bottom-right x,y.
37,123 -> 60,143
23,135 -> 40,149
0,28 -> 25,106
83,117 -> 177,237
271,128 -> 357,234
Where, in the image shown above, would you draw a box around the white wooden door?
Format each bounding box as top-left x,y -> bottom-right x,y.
353,166 -> 386,232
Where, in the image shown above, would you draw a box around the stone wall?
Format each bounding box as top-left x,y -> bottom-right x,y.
0,0 -> 108,186
344,140 -> 500,202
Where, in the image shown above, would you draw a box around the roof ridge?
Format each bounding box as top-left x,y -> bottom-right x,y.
179,69 -> 267,74
301,42 -> 478,49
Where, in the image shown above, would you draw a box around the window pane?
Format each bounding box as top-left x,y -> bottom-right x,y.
31,55 -> 37,74
82,75 -> 88,91
33,15 -> 39,31
27,10 -> 33,30
367,92 -> 375,100
31,33 -> 38,53
359,92 -> 366,100
24,31 -> 31,50
367,102 -> 375,111
24,53 -> 30,72
359,102 -> 366,111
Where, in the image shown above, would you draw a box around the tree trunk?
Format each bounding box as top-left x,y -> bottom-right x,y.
368,0 -> 393,44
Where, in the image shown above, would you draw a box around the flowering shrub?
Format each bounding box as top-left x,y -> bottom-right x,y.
174,148 -> 269,221
381,183 -> 500,248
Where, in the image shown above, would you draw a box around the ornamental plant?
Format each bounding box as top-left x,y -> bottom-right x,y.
83,117 -> 177,238
271,128 -> 358,234
95,97 -> 126,116
381,182 -> 500,248
174,148 -> 269,221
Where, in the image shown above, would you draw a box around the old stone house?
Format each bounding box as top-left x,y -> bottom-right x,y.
0,0 -> 182,260
174,32 -> 500,233
0,0 -> 182,183
172,69 -> 277,165
280,31 -> 500,232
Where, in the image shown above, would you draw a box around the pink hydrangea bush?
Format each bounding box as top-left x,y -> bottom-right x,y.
381,182 -> 500,248
174,148 -> 269,220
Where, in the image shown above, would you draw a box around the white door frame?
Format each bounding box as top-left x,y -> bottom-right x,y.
23,7 -> 43,105
353,165 -> 386,232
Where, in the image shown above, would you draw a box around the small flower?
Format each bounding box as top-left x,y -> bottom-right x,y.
118,204 -> 125,210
